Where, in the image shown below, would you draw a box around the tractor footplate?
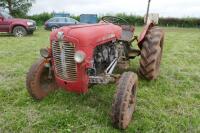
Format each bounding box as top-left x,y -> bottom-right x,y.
89,76 -> 114,84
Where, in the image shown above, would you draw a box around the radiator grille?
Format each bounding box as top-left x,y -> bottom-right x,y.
52,41 -> 77,81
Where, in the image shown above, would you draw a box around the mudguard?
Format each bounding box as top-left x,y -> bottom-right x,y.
138,22 -> 154,49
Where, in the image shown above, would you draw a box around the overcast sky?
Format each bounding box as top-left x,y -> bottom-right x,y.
30,0 -> 200,18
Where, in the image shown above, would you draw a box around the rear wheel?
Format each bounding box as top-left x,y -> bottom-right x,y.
139,26 -> 164,80
111,72 -> 138,129
13,26 -> 27,37
26,59 -> 57,100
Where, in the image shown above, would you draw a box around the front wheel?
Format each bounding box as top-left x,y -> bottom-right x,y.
111,72 -> 138,129
26,59 -> 58,100
13,26 -> 27,37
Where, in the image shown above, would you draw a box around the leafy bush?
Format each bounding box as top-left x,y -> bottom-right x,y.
114,13 -> 200,27
27,12 -> 53,25
159,17 -> 200,28
26,12 -> 200,28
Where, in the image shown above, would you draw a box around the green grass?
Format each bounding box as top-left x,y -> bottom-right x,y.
0,27 -> 200,133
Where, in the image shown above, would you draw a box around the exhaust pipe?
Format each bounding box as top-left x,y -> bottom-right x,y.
145,0 -> 151,24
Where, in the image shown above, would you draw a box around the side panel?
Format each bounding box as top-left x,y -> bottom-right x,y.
0,18 -> 11,32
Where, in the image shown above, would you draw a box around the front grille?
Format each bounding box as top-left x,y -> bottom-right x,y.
52,41 -> 77,81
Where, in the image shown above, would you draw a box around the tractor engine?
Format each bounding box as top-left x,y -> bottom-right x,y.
92,42 -> 118,75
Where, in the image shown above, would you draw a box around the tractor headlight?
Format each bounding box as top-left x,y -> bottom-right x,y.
40,48 -> 49,58
27,21 -> 34,26
74,51 -> 86,63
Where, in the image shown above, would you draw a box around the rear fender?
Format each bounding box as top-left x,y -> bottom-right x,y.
137,23 -> 154,49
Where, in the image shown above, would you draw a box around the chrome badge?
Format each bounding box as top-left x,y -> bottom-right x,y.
57,31 -> 64,40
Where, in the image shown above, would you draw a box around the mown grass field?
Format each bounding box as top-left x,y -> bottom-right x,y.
0,27 -> 200,133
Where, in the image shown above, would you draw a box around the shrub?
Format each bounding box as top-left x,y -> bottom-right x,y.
26,12 -> 200,28
27,12 -> 53,25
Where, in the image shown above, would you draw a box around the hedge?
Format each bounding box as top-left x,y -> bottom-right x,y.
26,12 -> 53,25
26,12 -> 200,28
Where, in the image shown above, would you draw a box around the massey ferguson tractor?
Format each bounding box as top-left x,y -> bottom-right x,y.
26,0 -> 164,129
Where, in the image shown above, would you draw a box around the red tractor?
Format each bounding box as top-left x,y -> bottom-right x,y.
26,1 -> 164,129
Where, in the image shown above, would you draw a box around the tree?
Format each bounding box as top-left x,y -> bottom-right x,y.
0,0 -> 35,17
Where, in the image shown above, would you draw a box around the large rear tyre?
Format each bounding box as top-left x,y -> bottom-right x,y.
26,59 -> 57,100
111,72 -> 138,129
139,26 -> 164,80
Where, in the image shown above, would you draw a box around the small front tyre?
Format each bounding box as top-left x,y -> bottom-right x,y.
26,59 -> 57,100
111,72 -> 138,129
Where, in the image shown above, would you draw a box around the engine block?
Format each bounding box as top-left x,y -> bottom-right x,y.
93,42 -> 118,75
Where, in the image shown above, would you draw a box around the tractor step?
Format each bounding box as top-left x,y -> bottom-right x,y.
89,76 -> 115,84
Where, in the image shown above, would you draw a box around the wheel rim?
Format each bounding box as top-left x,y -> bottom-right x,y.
128,84 -> 136,117
38,66 -> 55,92
15,28 -> 24,37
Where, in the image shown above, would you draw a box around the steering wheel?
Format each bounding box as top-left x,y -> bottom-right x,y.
101,16 -> 129,25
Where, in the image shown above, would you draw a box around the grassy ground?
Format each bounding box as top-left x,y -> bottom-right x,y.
0,27 -> 200,133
